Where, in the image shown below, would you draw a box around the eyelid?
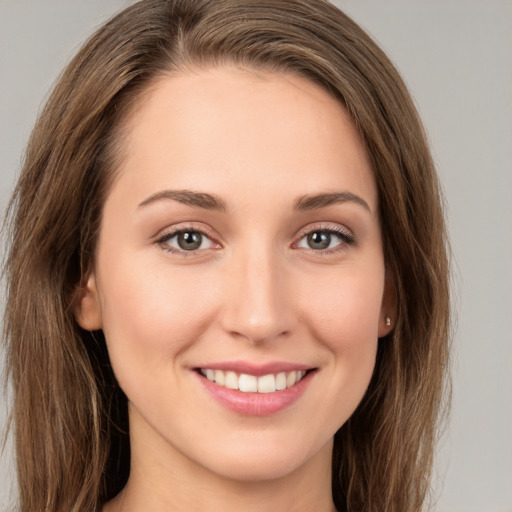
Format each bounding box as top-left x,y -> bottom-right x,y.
154,223 -> 222,254
153,221 -> 355,257
292,223 -> 356,251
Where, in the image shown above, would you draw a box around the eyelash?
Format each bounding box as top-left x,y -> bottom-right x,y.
294,225 -> 356,255
155,224 -> 355,257
155,225 -> 220,257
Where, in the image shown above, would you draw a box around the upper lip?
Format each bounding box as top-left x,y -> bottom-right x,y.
193,360 -> 315,376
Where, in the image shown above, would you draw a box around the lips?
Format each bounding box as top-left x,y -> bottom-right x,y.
194,362 -> 316,416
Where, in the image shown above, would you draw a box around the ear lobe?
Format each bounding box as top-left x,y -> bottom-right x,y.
378,270 -> 397,338
73,273 -> 102,331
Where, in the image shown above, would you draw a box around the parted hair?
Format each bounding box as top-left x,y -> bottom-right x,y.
3,1 -> 450,511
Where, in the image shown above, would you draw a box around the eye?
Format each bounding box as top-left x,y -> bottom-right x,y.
159,229 -> 216,252
296,228 -> 354,251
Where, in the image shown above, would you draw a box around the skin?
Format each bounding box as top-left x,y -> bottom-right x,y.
76,66 -> 394,512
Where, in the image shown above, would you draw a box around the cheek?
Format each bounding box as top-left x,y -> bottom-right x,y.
299,265 -> 384,345
296,263 -> 384,403
97,254 -> 221,379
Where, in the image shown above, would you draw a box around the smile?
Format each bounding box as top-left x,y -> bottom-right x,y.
195,365 -> 316,416
199,368 -> 307,393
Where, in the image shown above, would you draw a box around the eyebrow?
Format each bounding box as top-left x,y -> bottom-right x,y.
138,189 -> 227,211
138,189 -> 371,214
293,191 -> 371,213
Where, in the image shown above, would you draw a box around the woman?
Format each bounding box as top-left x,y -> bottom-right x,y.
3,1 -> 450,511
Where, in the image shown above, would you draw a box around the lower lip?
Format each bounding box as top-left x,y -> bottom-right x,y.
196,371 -> 314,416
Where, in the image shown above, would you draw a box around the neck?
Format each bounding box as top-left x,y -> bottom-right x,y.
104,413 -> 336,512
108,466 -> 336,512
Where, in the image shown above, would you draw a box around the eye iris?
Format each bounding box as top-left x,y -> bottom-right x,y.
307,231 -> 331,250
177,231 -> 202,250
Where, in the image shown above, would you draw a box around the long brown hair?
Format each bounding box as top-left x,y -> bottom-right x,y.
3,1 -> 450,511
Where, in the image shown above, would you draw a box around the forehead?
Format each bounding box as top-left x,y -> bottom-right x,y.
110,66 -> 377,212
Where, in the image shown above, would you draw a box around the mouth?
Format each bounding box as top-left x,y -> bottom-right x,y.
193,364 -> 317,416
197,368 -> 310,393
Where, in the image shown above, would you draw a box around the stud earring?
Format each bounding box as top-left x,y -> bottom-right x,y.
385,316 -> 391,327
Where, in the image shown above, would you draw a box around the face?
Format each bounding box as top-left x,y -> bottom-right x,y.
76,66 -> 394,484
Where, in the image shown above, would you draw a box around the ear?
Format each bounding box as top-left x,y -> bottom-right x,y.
73,273 -> 102,331
378,270 -> 397,338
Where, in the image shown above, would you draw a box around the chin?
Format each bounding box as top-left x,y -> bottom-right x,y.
189,432 -> 334,483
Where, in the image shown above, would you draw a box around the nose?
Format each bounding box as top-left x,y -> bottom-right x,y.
220,245 -> 296,345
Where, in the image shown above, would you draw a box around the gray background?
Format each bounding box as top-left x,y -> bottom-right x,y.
1,1 -> 511,511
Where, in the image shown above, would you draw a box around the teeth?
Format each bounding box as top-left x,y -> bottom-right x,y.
225,371 -> 238,390
239,374 -> 258,392
214,369 -> 225,386
275,372 -> 287,391
257,374 -> 276,393
200,368 -> 308,393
